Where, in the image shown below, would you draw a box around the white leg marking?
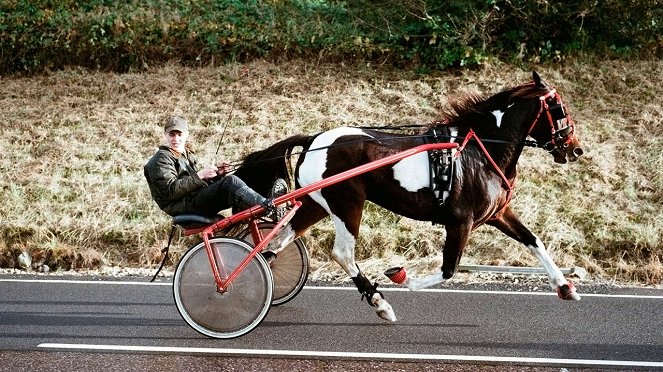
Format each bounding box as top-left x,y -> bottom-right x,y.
330,214 -> 396,321
329,214 -> 359,277
371,293 -> 397,322
392,152 -> 430,192
527,236 -> 568,290
405,272 -> 447,291
265,224 -> 297,254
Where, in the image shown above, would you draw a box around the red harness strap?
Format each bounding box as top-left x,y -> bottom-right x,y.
526,88 -> 555,135
454,129 -> 514,219
526,88 -> 576,148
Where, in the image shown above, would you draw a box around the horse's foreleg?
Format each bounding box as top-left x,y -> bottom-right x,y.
488,206 -> 580,300
403,222 -> 472,291
329,215 -> 397,322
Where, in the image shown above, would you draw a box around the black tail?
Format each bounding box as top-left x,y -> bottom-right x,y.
233,134 -> 313,196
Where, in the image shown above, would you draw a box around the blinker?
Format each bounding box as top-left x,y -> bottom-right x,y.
548,103 -> 566,121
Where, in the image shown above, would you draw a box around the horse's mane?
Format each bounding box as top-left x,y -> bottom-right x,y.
426,81 -> 548,131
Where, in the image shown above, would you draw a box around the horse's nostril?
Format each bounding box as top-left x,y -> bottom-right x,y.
573,147 -> 584,156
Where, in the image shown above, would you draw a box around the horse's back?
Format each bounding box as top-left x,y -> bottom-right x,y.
296,127 -> 440,221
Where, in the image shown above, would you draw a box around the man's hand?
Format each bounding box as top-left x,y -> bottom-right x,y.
197,164 -> 219,180
216,161 -> 231,176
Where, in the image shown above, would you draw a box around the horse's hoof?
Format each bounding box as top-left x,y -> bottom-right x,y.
557,282 -> 580,301
371,294 -> 397,322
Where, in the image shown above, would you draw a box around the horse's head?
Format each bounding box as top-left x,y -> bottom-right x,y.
525,71 -> 584,164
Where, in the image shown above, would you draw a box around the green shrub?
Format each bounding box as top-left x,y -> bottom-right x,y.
1,0 -> 661,73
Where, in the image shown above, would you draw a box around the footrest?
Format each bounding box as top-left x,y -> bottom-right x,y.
172,214 -> 222,229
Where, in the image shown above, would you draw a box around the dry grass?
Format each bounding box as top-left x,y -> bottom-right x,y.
1,59 -> 661,284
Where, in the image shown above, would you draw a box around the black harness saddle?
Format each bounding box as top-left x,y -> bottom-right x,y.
425,126 -> 456,206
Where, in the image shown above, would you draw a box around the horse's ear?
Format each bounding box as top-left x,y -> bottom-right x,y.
532,71 -> 542,87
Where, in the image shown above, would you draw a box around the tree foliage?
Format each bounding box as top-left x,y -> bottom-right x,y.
1,0 -> 661,74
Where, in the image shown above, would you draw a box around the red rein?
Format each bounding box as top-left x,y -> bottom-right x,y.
455,129 -> 514,219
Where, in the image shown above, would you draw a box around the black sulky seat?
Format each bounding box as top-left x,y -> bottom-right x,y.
172,214 -> 223,230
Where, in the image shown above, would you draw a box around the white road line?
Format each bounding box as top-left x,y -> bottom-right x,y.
37,343 -> 663,369
2,278 -> 662,299
0,278 -> 171,286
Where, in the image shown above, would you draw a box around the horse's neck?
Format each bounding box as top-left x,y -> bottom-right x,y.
459,118 -> 527,179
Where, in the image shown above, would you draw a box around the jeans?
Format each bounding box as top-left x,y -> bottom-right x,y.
187,175 -> 267,216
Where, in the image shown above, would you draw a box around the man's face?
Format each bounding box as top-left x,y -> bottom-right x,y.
165,130 -> 188,153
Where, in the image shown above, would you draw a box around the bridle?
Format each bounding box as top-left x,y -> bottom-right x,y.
527,88 -> 577,153
454,85 -> 580,220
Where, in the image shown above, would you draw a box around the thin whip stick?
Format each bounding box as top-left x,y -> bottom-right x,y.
213,94 -> 236,165
215,66 -> 250,163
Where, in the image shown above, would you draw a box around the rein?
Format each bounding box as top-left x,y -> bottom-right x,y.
225,124 -> 541,172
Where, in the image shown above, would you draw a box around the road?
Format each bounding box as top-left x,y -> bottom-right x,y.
1,274 -> 662,371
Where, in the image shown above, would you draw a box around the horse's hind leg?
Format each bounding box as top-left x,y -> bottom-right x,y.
488,206 -> 580,300
328,213 -> 397,322
302,171 -> 396,321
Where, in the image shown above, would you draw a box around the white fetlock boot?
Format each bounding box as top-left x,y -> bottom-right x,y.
371,293 -> 397,322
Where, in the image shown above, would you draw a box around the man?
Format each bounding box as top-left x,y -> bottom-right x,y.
144,115 -> 287,219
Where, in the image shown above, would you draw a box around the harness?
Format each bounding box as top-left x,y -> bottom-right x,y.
425,126 -> 456,206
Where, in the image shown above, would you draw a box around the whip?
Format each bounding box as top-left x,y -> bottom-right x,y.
213,94 -> 235,165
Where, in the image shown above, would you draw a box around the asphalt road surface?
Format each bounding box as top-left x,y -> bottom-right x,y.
1,274 -> 662,371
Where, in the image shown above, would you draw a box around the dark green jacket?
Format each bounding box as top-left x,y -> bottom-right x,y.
144,146 -> 208,215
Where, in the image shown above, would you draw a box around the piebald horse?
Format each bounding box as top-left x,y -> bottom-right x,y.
233,71 -> 584,321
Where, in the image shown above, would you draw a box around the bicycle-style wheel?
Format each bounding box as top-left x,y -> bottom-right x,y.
173,237 -> 273,339
239,223 -> 309,306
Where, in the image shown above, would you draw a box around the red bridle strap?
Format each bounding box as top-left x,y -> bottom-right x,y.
526,88 -> 557,137
527,88 -> 576,148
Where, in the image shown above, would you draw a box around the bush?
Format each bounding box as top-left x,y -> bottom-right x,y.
1,0 -> 661,73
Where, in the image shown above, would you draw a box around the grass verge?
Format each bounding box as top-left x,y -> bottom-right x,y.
1,60 -> 661,284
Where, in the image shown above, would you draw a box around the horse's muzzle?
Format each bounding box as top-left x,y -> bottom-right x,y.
568,147 -> 584,162
549,137 -> 583,164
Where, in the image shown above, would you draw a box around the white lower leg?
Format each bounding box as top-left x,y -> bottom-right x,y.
330,215 -> 360,277
371,293 -> 397,322
528,236 -> 567,290
330,215 -> 396,321
405,272 -> 448,291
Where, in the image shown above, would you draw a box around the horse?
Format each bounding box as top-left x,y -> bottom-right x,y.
233,71 -> 584,321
